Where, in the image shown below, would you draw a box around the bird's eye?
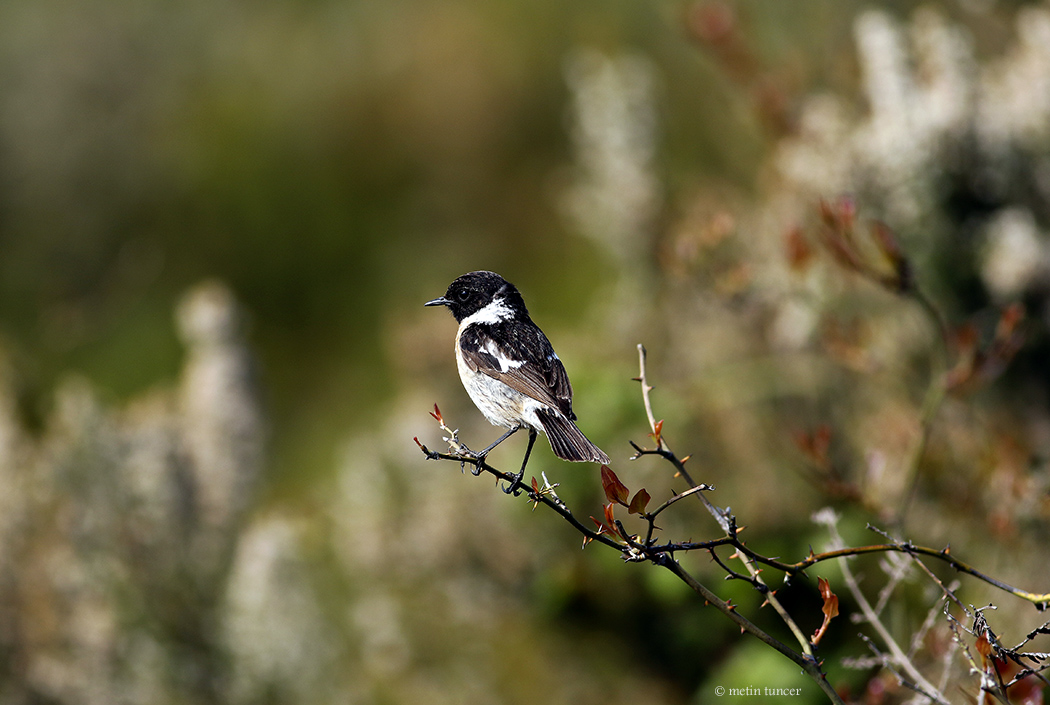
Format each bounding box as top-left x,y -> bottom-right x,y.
455,288 -> 470,302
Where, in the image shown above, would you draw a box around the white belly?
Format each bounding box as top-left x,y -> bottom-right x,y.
455,337 -> 545,432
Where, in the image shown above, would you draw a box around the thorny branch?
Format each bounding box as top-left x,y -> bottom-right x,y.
632,344 -> 816,658
417,341 -> 1049,703
819,512 -> 950,704
416,400 -> 846,704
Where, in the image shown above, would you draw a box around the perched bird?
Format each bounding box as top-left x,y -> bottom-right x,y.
426,271 -> 610,493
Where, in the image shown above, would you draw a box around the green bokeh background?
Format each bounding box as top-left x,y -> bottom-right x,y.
0,0 -> 860,488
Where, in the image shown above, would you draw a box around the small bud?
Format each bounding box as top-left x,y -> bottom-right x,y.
651,419 -> 664,446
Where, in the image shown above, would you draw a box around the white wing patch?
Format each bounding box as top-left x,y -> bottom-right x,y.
481,338 -> 524,372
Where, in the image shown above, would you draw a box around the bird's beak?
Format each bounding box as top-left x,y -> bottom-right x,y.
424,296 -> 452,307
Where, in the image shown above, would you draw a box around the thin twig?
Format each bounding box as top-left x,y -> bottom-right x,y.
418,443 -> 625,552
822,516 -> 950,704
908,583 -> 959,661
656,555 -> 846,705
872,551 -> 912,618
634,344 -> 815,657
935,594 -> 963,697
636,344 -> 662,449
736,541 -> 1050,610
895,374 -> 947,527
647,484 -> 714,520
617,526 -> 1050,610
858,635 -> 947,704
945,612 -> 1010,705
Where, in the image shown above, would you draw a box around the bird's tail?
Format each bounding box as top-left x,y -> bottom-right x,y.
536,408 -> 610,464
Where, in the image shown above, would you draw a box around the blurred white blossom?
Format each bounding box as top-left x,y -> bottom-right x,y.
0,282 -> 266,705
777,6 -> 1050,232
981,207 -> 1050,299
223,517 -> 333,704
562,49 -> 660,264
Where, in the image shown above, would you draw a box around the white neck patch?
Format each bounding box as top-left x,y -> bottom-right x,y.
461,297 -> 514,326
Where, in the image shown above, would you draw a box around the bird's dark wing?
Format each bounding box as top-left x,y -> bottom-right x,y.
459,321 -> 575,419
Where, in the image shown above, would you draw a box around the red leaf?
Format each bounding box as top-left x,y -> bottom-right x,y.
785,226 -> 815,272
953,322 -> 979,352
989,303 -> 1025,368
819,577 -> 839,619
628,488 -> 651,515
819,196 -> 855,231
430,404 -> 444,423
975,631 -> 993,664
810,577 -> 839,646
686,1 -> 736,45
603,502 -> 617,528
948,305 -> 1026,394
601,465 -> 630,506
794,425 -> 832,470
997,301 -> 1024,335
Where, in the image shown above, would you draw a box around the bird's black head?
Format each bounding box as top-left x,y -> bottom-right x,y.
424,270 -> 528,323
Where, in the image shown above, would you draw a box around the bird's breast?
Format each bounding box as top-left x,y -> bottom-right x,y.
455,326 -> 544,431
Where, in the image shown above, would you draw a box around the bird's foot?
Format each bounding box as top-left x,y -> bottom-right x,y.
457,446 -> 486,476
501,469 -> 525,496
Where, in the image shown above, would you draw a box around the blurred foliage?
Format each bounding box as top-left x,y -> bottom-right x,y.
2,0 -> 1050,703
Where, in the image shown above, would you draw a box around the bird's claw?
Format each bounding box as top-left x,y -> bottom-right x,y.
458,447 -> 487,475
501,470 -> 525,496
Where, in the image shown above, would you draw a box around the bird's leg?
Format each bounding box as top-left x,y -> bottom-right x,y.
467,426 -> 520,476
502,428 -> 537,495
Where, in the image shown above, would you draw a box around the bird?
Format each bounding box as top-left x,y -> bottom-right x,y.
425,270 -> 610,493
